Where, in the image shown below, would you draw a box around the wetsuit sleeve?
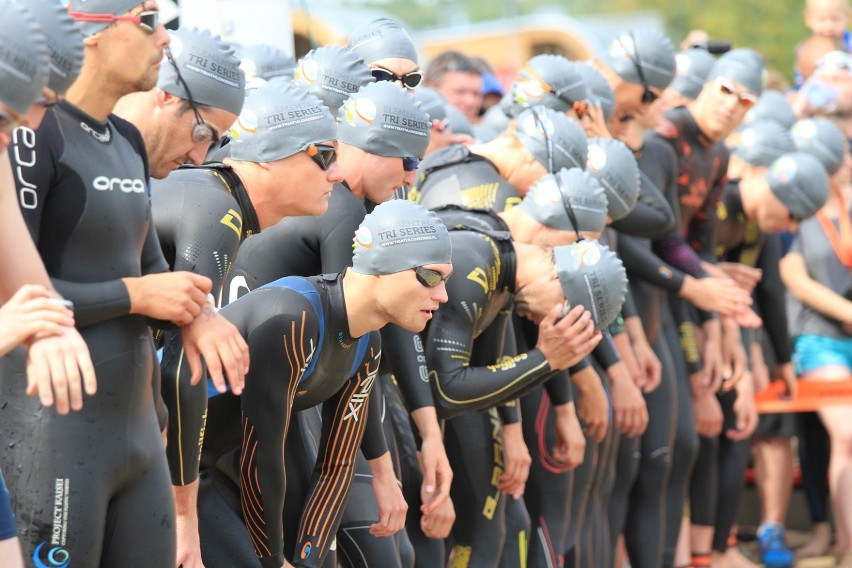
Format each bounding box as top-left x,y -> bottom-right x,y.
359,376 -> 390,460
233,290 -> 320,568
381,324 -> 435,410
618,236 -> 686,291
426,280 -> 552,419
653,234 -> 708,278
668,291 -> 703,375
609,170 -> 677,238
592,332 -> 621,370
752,235 -> 792,364
294,333 -> 383,568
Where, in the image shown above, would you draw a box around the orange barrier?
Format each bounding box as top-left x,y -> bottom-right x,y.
756,378 -> 852,413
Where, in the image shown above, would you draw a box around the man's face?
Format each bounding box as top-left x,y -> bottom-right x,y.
370,57 -> 421,94
100,2 -> 170,96
436,71 -> 483,121
375,264 -> 452,332
148,95 -> 236,179
514,270 -> 566,323
360,153 -> 417,203
691,78 -> 755,142
752,177 -> 800,233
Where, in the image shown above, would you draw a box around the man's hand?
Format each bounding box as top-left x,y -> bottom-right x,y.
124,271 -> 212,326
583,102 -> 612,138
552,402 -> 586,471
700,320 -> 724,394
694,392 -> 723,437
571,366 -> 609,443
537,304 -> 602,370
498,422 -> 531,500
750,341 -> 770,393
180,305 -> 249,394
0,285 -> 75,356
727,374 -> 758,441
26,325 -> 97,414
717,262 -> 762,293
368,452 -> 408,537
609,362 -> 648,437
679,275 -> 752,316
720,317 -> 748,391
633,337 -> 662,393
774,361 -> 798,399
417,433 -> 452,514
421,495 -> 456,539
174,481 -> 204,568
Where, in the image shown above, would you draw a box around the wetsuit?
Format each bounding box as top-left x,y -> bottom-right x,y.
224,182 -> 418,568
151,163 -> 257,485
199,274 -> 383,568
1,101 -> 175,566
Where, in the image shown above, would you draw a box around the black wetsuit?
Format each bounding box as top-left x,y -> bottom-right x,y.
1,101 -> 175,566
199,274 -> 383,568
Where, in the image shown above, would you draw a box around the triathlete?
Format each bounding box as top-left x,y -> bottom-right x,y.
198,200 -> 452,568
1,1 -> 246,565
347,18 -> 423,92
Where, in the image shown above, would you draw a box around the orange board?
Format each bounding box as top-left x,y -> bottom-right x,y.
756,378 -> 852,413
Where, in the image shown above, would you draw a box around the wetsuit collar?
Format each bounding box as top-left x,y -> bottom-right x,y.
58,99 -> 112,144
679,106 -> 716,149
499,236 -> 518,295
318,272 -> 359,347
206,163 -> 261,239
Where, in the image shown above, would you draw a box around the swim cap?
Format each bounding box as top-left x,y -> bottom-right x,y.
514,106 -> 588,172
478,101 -> 512,138
27,0 -> 84,96
67,0 -> 142,37
766,152 -> 829,220
586,138 -> 640,220
669,48 -> 716,100
519,168 -> 608,234
511,55 -> 589,116
604,28 -> 676,90
412,87 -> 447,123
229,81 -> 336,163
0,1 -> 50,114
159,28 -> 246,116
744,90 -> 797,129
791,118 -> 847,175
706,48 -> 766,97
352,200 -> 452,275
731,120 -> 795,168
576,63 -> 616,121
555,241 -> 628,331
444,104 -> 474,137
338,81 -> 431,159
295,45 -> 374,116
347,18 -> 418,66
237,44 -> 295,87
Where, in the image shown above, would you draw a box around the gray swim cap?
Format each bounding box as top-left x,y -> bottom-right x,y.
511,55 -> 589,116
555,241 -> 628,331
586,138 -> 640,221
604,28 -> 676,90
338,81 -> 431,159
791,118 -> 847,175
352,200 -> 452,275
27,0 -> 84,96
479,101 -> 512,137
229,80 -> 336,163
295,46 -> 374,116
731,120 -> 795,168
347,18 -> 419,66
766,152 -> 829,221
444,104 -> 474,137
519,167 -> 608,234
159,28 -> 246,116
576,63 -> 616,121
0,1 -> 50,114
706,49 -> 766,97
514,106 -> 588,172
68,0 -> 142,37
413,87 -> 447,123
669,48 -> 716,100
237,44 -> 295,86
744,90 -> 797,129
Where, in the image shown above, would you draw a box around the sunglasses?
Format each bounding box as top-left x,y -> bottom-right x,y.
620,33 -> 658,104
413,266 -> 450,288
402,157 -> 420,172
371,67 -> 424,90
716,79 -> 758,108
165,48 -> 220,144
68,9 -> 160,34
305,144 -> 338,171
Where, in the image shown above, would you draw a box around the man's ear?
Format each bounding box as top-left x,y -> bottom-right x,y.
157,89 -> 180,108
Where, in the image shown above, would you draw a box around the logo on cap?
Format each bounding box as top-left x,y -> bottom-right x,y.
296,59 -> 320,84
738,128 -> 755,149
353,226 -> 373,251
571,241 -> 601,266
344,97 -> 377,127
532,177 -> 561,205
772,156 -> 797,184
675,53 -> 691,77
792,119 -> 817,140
609,35 -> 635,61
514,78 -> 546,105
230,109 -> 258,139
587,144 -> 607,173
170,35 -> 184,58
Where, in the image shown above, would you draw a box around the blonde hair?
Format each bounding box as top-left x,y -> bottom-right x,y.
805,0 -> 850,13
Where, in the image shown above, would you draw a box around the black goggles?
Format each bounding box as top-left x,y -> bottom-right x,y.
371,68 -> 424,89
402,157 -> 420,172
305,144 -> 338,171
413,266 -> 450,288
